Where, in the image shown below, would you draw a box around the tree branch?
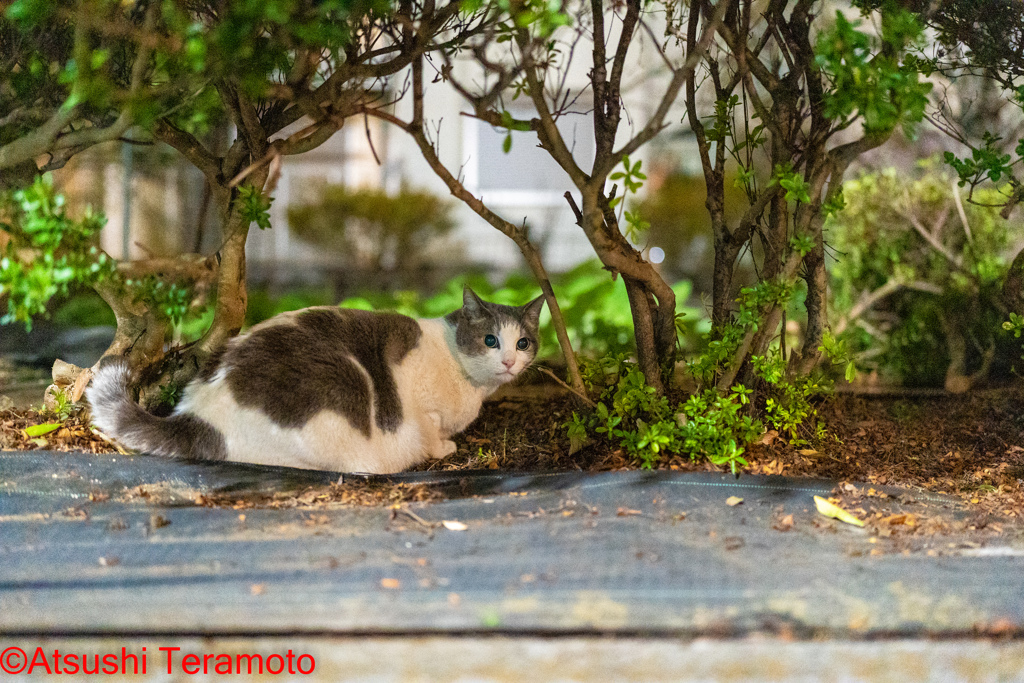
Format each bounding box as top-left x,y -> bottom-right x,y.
603,0 -> 732,173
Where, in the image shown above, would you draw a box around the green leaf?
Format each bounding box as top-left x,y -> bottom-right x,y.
502,133 -> 512,154
845,361 -> 857,383
24,422 -> 62,437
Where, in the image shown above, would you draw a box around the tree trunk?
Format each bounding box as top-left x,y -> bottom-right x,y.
93,279 -> 170,373
794,235 -> 827,374
1002,246 -> 1024,313
198,192 -> 255,356
624,276 -> 664,392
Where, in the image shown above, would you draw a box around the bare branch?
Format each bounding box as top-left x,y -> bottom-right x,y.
153,119 -> 221,184
950,179 -> 974,244
899,195 -> 964,269
361,67 -> 588,394
604,0 -> 732,173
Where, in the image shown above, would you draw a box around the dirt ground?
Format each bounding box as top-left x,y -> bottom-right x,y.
3,378 -> 1024,530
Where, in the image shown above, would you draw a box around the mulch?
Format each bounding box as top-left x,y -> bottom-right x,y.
0,409 -> 116,453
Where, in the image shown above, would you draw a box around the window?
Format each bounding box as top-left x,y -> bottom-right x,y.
463,104 -> 594,206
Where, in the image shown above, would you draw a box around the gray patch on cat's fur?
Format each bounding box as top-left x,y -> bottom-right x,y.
225,307 -> 421,435
197,345 -> 228,382
445,287 -> 545,356
87,358 -> 227,460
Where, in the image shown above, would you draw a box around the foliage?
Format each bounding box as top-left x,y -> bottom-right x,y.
828,164 -> 1017,385
566,276 -> 847,471
249,261 -> 708,360
238,186 -> 273,232
0,175 -> 113,329
0,0 -> 399,175
568,355 -> 758,472
687,278 -> 794,386
856,0 -> 1024,212
815,7 -> 931,137
1003,312 -> 1024,339
567,344 -> 833,472
0,175 -> 205,337
287,185 -> 457,274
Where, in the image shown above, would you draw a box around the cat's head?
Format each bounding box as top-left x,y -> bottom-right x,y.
446,286 -> 545,386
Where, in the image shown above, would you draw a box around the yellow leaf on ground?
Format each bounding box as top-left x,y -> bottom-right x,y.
813,495 -> 865,527
442,520 -> 468,531
726,496 -> 744,507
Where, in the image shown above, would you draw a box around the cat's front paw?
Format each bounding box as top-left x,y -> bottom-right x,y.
428,440 -> 458,460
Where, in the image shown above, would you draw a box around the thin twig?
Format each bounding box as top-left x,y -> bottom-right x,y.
900,194 -> 963,268
951,180 -> 973,244
537,365 -> 596,407
364,111 -> 381,165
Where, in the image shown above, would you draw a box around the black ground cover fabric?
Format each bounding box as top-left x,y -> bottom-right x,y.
1,450 -> 1022,636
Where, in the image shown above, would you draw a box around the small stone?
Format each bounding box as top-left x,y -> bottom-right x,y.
52,359 -> 84,386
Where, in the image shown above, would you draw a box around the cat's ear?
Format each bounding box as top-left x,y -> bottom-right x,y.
462,286 -> 488,321
521,294 -> 546,329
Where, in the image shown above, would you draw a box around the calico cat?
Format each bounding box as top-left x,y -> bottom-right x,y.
86,287 -> 544,473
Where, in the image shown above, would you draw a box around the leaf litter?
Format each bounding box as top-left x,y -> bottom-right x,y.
6,382 -> 1024,548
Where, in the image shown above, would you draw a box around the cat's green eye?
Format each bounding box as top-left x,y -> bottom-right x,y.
516,338 -> 530,351
484,334 -> 498,348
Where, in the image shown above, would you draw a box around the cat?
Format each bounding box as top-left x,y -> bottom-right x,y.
86,287 -> 544,473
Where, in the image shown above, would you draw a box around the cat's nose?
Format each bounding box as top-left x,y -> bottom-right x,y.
502,357 -> 516,369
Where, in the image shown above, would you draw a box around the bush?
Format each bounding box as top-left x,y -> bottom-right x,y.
567,355 -> 761,472
565,279 -> 841,471
0,175 -> 114,330
287,185 -> 458,275
827,163 -> 1019,387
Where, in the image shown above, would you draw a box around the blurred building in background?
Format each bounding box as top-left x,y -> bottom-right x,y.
52,48 -> 700,294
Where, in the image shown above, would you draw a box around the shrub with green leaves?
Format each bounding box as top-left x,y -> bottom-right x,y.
287,185 -> 456,275
567,355 -> 761,472
828,163 -> 1018,386
565,278 -> 842,471
1,174 -> 206,340
0,174 -> 114,329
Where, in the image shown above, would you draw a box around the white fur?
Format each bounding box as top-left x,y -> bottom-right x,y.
171,318 -> 529,473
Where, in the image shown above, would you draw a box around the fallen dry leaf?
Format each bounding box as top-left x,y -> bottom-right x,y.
726,496 -> 744,507
880,513 -> 917,528
441,520 -> 468,531
616,507 -> 641,516
813,495 -> 865,527
380,578 -> 401,589
773,514 -> 794,531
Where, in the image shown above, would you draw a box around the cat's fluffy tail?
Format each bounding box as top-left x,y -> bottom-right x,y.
86,358 -> 226,460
